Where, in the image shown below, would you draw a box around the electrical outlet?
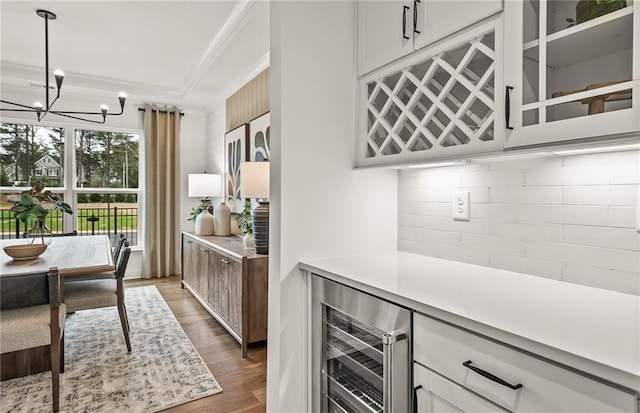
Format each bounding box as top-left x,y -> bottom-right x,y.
452,191 -> 470,221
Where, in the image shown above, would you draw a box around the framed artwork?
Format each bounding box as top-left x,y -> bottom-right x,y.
224,124 -> 249,213
249,112 -> 270,162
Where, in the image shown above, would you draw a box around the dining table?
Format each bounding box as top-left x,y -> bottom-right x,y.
0,234 -> 115,278
0,234 -> 116,380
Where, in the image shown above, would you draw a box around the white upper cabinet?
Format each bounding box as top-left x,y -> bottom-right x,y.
357,19 -> 504,167
504,0 -> 640,148
358,0 -> 503,76
358,1 -> 415,77
413,0 -> 503,50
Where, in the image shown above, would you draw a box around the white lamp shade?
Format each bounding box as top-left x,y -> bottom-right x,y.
188,173 -> 222,197
240,162 -> 270,199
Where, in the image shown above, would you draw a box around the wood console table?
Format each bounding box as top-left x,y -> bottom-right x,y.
181,232 -> 268,358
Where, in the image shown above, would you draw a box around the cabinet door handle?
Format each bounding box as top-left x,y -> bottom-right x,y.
199,248 -> 209,253
505,86 -> 514,130
412,384 -> 423,413
463,360 -> 523,390
402,6 -> 410,40
221,258 -> 232,264
413,0 -> 421,34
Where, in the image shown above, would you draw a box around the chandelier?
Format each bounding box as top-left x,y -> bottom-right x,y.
0,9 -> 126,124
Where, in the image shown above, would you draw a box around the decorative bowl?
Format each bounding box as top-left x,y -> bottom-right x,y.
3,244 -> 48,261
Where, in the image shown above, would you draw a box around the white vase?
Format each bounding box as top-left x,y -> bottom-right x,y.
195,209 -> 215,235
243,233 -> 254,249
214,202 -> 231,236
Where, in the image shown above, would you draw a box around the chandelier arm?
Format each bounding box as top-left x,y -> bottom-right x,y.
0,108 -> 38,112
0,100 -> 38,110
48,112 -> 107,124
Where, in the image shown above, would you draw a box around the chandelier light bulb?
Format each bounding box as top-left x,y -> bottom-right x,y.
54,69 -> 64,78
119,92 -> 127,99
34,102 -> 43,109
101,104 -> 109,112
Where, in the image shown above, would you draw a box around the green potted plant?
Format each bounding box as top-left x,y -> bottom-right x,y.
188,198 -> 213,222
576,0 -> 626,24
235,199 -> 254,249
9,180 -> 73,244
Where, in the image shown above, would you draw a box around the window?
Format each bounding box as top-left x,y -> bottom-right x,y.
0,122 -> 142,246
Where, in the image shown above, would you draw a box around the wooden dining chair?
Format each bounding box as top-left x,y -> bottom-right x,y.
0,267 -> 66,412
63,234 -> 126,283
64,242 -> 132,352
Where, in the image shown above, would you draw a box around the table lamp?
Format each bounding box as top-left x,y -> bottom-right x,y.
240,162 -> 269,254
188,173 -> 221,236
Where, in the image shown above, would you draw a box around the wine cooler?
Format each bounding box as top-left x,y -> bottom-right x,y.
311,276 -> 411,413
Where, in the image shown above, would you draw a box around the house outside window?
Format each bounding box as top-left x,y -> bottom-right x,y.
0,122 -> 142,246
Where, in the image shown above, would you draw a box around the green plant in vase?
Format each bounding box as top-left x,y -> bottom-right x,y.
576,0 -> 626,24
188,197 -> 213,222
235,199 -> 254,249
9,181 -> 73,244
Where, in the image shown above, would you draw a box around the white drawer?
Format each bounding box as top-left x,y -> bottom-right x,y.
414,362 -> 505,412
414,313 -> 638,413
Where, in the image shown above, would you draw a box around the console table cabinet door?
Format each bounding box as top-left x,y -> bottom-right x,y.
227,258 -> 243,335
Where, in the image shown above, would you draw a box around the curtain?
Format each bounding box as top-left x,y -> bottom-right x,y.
141,105 -> 181,278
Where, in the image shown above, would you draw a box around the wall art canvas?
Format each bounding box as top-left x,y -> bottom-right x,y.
249,112 -> 270,162
224,124 -> 249,213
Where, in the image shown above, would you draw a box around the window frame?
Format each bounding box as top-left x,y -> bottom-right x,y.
0,117 -> 144,248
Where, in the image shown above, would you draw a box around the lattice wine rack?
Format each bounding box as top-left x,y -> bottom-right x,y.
360,30 -> 498,165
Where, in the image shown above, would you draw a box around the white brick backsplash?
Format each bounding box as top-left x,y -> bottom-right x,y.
436,245 -> 490,266
491,186 -> 562,204
519,223 -> 563,242
563,225 -> 640,251
411,229 -> 460,246
562,185 -> 638,206
608,207 -> 636,228
611,162 -> 640,184
398,239 -> 437,256
416,170 -> 461,188
518,205 -> 608,226
561,264 -> 640,295
489,253 -> 561,280
524,241 -> 610,269
471,203 -> 521,221
460,233 -> 522,254
524,164 -> 610,186
398,152 -> 640,295
461,170 -> 524,187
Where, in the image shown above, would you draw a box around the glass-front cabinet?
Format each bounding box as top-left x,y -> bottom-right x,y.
504,0 -> 640,147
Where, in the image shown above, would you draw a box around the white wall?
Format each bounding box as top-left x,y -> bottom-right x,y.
398,148 -> 640,295
268,2 -> 398,411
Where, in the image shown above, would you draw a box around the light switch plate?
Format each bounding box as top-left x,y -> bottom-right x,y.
452,191 -> 470,221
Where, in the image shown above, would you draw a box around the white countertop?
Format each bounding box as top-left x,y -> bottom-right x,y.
299,251 -> 640,392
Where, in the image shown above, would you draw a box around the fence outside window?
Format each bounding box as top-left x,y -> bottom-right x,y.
0,206 -> 138,246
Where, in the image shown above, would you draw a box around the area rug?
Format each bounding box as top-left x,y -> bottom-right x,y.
1,285 -> 222,413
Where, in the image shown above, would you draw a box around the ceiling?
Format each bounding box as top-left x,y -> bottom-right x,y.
0,0 -> 270,112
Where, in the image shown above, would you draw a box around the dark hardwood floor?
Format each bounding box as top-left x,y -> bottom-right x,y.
125,276 -> 267,413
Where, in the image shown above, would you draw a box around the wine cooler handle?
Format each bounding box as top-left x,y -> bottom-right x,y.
402,6 -> 410,40
383,331 -> 408,412
413,384 -> 423,413
463,360 -> 523,390
505,86 -> 514,130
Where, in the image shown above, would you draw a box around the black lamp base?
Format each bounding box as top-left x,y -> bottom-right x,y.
252,201 -> 269,254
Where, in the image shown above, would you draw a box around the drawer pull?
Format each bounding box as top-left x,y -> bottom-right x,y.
221,258 -> 232,264
199,248 -> 209,253
463,360 -> 523,390
412,384 -> 423,413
